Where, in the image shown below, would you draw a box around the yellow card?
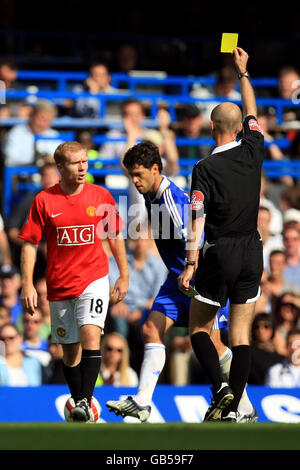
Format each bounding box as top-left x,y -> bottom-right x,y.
220,33 -> 238,53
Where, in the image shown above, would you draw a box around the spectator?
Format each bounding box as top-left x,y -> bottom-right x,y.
257,110 -> 294,186
98,98 -> 148,224
7,162 -> 59,268
98,98 -> 146,162
21,310 -> 51,367
282,225 -> 300,288
254,269 -> 271,314
0,59 -> 18,118
116,43 -> 138,74
0,305 -> 11,328
290,129 -> 300,160
3,100 -> 61,167
266,250 -> 300,309
257,110 -> 284,161
255,249 -> 300,315
248,313 -> 285,385
96,332 -> 138,386
73,61 -> 119,119
283,209 -> 300,230
35,277 -> 51,340
191,65 -> 241,125
277,66 -> 300,122
174,105 -> 213,162
0,264 -> 22,325
0,213 -> 12,265
280,184 -> 300,212
143,108 -> 179,177
0,323 -> 43,386
272,293 -> 300,357
260,172 -> 283,235
169,326 -> 193,385
265,328 -> 300,387
46,335 -> 66,384
0,59 -> 18,90
257,206 -> 284,271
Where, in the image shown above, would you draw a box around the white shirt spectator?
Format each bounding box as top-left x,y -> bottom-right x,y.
265,362 -> 300,387
4,123 -> 62,166
191,84 -> 241,124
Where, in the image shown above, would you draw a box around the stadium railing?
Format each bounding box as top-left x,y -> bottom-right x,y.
16,70 -> 279,94
4,159 -> 300,217
4,89 -> 299,124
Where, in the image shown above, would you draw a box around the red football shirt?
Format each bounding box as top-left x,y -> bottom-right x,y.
19,183 -> 124,301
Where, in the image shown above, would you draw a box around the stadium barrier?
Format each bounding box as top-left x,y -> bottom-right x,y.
4,158 -> 300,217
0,384 -> 299,423
16,70 -> 279,94
3,159 -> 300,217
4,89 -> 298,123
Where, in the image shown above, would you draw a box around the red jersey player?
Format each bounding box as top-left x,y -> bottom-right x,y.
19,141 -> 129,421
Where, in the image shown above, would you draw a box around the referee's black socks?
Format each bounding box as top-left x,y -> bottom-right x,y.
80,349 -> 102,405
227,344 -> 251,413
191,331 -> 223,392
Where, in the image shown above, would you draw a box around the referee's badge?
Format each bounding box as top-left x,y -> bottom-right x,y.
191,190 -> 204,211
248,118 -> 264,135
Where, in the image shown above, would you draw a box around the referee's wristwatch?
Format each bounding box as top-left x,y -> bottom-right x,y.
238,71 -> 250,79
184,258 -> 196,267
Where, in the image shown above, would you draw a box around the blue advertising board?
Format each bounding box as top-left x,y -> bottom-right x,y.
0,385 -> 299,423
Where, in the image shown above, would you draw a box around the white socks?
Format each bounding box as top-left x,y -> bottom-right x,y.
219,347 -> 253,415
135,343 -> 253,414
135,343 -> 166,406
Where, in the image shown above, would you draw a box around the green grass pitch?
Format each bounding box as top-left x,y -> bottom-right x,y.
0,422 -> 299,450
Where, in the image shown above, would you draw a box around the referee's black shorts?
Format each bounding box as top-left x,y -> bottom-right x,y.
194,231 -> 263,307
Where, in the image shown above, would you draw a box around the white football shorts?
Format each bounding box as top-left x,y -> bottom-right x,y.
49,276 -> 110,344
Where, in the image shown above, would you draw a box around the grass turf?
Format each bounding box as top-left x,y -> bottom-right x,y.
0,422 -> 299,450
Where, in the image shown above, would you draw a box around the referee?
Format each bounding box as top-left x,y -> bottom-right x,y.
178,48 -> 264,422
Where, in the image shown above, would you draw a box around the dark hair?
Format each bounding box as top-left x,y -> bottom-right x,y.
273,293 -> 300,326
123,141 -> 163,173
40,162 -> 57,176
88,61 -> 110,72
251,313 -> 274,339
287,328 -> 300,341
0,59 -> 18,70
269,249 -> 287,261
121,98 -> 144,115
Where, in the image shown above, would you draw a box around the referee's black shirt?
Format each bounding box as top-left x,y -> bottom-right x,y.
190,115 -> 264,241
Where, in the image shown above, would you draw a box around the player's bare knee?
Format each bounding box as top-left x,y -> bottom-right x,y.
141,320 -> 162,343
80,324 -> 102,349
62,343 -> 81,366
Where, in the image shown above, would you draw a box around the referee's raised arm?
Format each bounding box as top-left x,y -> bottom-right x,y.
233,47 -> 257,118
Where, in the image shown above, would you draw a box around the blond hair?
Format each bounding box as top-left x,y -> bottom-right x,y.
53,141 -> 86,165
101,332 -> 132,386
32,99 -> 57,117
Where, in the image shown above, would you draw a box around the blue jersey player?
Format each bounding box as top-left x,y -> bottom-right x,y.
106,141 -> 256,423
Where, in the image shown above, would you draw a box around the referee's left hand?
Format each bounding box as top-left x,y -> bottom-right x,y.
177,265 -> 194,291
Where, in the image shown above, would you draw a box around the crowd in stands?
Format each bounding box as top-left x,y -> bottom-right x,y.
0,49 -> 300,390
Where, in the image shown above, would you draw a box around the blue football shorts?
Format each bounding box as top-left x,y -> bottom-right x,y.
141,272 -> 229,329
